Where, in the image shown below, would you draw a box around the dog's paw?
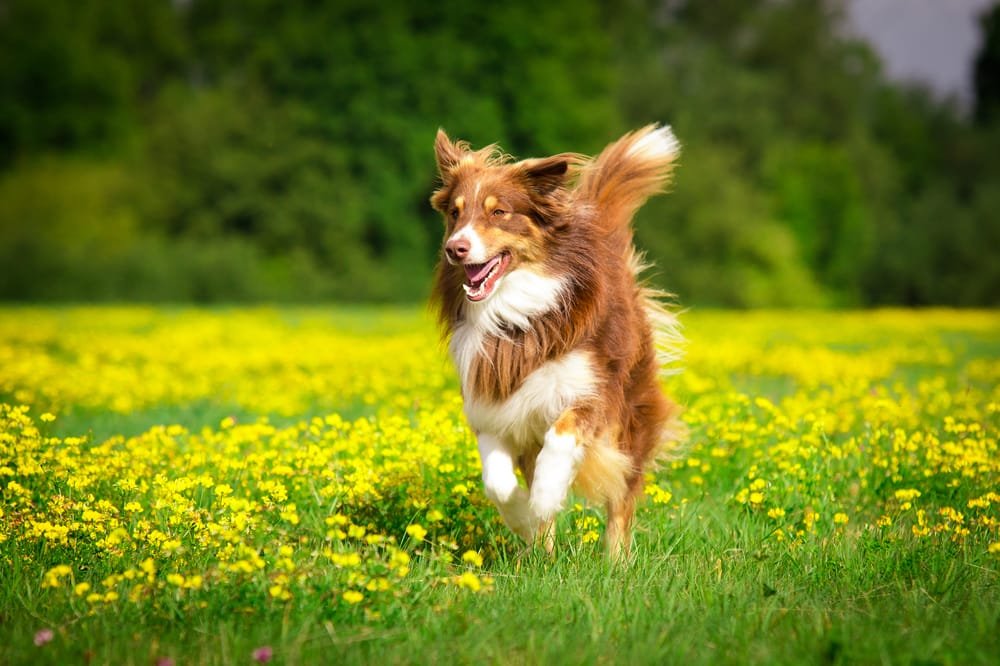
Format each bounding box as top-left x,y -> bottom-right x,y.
482,469 -> 519,505
528,484 -> 566,524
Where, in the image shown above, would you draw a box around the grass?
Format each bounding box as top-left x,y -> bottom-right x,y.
0,306 -> 998,665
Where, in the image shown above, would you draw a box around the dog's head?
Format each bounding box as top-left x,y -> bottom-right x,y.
430,130 -> 580,303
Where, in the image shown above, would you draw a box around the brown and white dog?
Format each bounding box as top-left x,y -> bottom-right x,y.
430,125 -> 684,558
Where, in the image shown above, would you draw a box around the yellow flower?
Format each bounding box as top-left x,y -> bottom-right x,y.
269,584 -> 291,600
461,550 -> 483,567
454,571 -> 481,592
406,524 -> 427,542
342,590 -> 364,604
833,512 -> 849,525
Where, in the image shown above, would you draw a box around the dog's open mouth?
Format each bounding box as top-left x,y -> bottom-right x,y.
462,253 -> 511,302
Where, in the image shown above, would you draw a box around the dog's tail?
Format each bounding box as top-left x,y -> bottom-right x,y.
575,124 -> 680,233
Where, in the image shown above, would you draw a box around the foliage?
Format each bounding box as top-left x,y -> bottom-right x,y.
0,306 -> 998,663
0,0 -> 997,305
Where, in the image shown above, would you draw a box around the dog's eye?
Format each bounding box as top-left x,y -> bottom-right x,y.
492,209 -> 506,217
450,208 -> 460,220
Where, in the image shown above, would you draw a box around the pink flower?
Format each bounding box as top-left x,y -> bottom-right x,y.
34,628 -> 54,646
252,645 -> 274,663
155,658 -> 175,666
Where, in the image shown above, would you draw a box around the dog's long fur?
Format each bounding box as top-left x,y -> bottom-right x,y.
430,125 -> 684,558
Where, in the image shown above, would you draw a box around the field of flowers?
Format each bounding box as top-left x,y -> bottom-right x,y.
1,306 -> 998,664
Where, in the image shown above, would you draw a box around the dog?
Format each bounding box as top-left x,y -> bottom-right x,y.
430,125 -> 684,558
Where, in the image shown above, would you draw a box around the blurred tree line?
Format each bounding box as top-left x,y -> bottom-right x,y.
0,0 -> 997,305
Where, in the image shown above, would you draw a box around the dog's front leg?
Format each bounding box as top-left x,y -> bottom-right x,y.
529,411 -> 586,539
477,433 -> 535,541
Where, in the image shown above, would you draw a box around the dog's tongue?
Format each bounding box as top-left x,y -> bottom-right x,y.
465,256 -> 501,284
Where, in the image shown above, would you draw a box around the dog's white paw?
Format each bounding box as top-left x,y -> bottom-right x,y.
482,470 -> 519,505
505,512 -> 538,542
529,484 -> 566,524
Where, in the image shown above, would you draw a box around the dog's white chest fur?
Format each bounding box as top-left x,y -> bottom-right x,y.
462,349 -> 596,448
449,267 -> 594,447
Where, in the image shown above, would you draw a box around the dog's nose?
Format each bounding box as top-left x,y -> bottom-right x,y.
445,238 -> 470,263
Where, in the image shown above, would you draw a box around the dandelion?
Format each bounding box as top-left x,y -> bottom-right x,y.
455,571 -> 482,592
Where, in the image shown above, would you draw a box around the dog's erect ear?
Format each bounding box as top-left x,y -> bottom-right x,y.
519,154 -> 577,196
435,129 -> 466,177
518,154 -> 580,227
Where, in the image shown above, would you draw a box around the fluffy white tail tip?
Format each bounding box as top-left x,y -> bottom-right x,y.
626,125 -> 680,162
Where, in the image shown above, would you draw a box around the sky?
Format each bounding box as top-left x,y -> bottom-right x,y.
844,0 -> 994,107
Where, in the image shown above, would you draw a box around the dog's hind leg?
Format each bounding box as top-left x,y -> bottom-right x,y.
605,492 -> 636,561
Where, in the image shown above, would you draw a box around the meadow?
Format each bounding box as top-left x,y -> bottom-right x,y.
1,306 -> 998,665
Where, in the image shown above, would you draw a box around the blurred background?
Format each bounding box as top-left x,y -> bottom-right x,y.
0,0 -> 997,307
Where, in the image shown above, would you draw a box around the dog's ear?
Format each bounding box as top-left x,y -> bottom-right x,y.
435,129 -> 467,177
432,129 -> 468,213
519,154 -> 577,196
519,154 -> 580,227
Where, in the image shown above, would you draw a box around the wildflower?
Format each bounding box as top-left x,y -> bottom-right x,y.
406,524 -> 427,542
834,513 -> 849,525
42,565 -> 72,589
252,646 -> 274,663
34,628 -> 54,646
455,571 -> 482,591
342,590 -> 364,604
269,584 -> 291,601
461,550 -> 483,567
40,413 -> 56,422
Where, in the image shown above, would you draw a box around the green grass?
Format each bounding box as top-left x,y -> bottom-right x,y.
5,498 -> 996,665
1,307 -> 998,665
